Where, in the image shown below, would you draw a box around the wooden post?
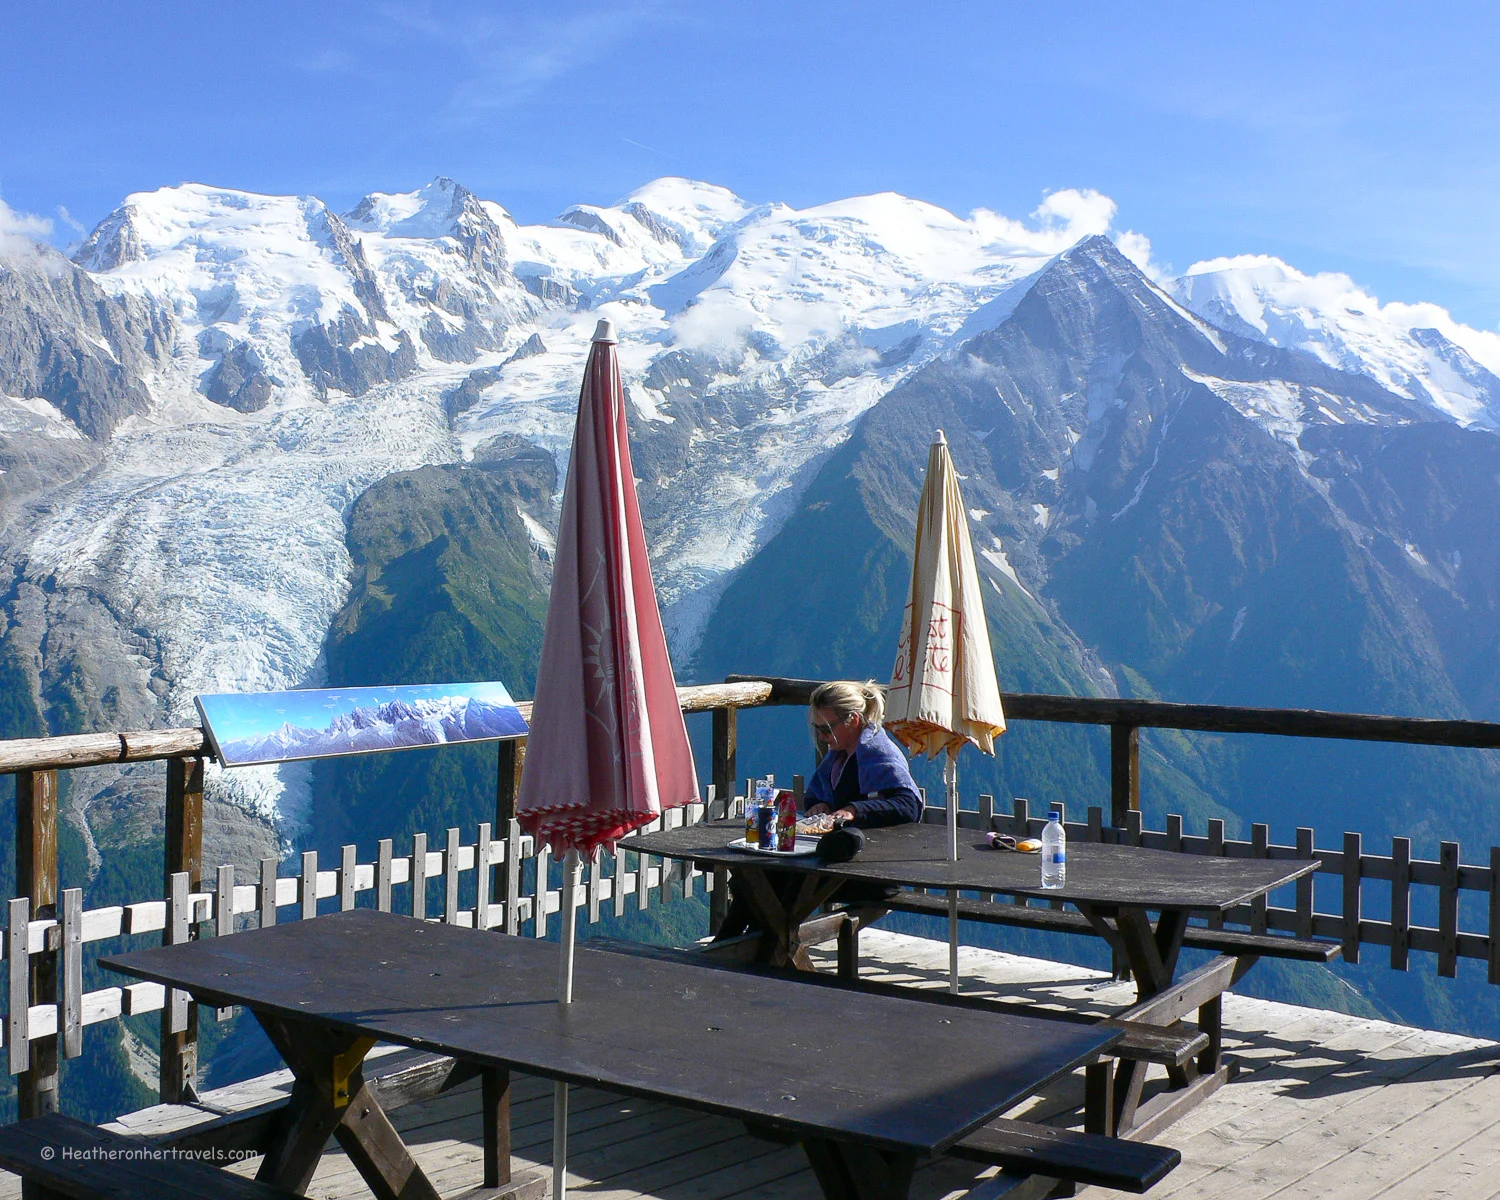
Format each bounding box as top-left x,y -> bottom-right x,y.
60,888 -> 83,1059
1295,827 -> 1315,937
475,823 -> 493,931
497,738 -> 523,823
1207,819 -> 1225,931
481,1066 -> 512,1188
377,839 -> 393,913
8,897 -> 30,1079
1391,836 -> 1411,971
712,706 -> 737,811
259,858 -> 278,928
339,845 -> 357,912
503,820 -> 522,935
16,768 -> 58,1117
161,755 -> 204,1104
300,850 -> 318,921
444,827 -> 460,925
1439,841 -> 1459,979
1343,831 -> 1362,966
162,871 -> 195,1104
707,783 -> 730,934
1110,724 -> 1139,829
1489,847 -> 1500,985
411,834 -> 427,921
497,739 -> 524,935
1251,823 -> 1270,934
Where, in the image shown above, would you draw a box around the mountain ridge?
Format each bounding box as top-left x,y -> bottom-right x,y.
1,173 -> 1496,837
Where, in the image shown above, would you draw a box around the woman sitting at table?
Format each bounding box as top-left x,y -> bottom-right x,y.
804,680 -> 923,827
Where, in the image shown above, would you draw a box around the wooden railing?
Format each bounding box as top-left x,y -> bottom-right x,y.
0,680 -> 768,1117
6,672 -> 1500,1120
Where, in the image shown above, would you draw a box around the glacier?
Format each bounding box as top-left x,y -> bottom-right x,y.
4,174 -> 1498,828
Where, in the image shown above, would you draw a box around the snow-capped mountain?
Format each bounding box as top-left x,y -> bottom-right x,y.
1,178 -> 1104,759
220,695 -> 525,764
1173,255 -> 1500,430
4,173 -> 1500,834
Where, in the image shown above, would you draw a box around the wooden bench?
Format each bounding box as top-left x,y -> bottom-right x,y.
879,891 -> 1343,965
589,935 -> 1206,1069
951,1119 -> 1179,1195
0,1112 -> 301,1200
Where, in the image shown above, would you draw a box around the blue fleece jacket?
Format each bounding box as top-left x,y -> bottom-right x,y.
804,723 -> 923,827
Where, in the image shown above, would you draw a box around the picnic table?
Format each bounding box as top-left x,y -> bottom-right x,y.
99,908 -> 1153,1200
622,819 -> 1323,1137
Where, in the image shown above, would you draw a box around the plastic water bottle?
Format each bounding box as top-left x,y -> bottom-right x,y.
1041,810 -> 1066,889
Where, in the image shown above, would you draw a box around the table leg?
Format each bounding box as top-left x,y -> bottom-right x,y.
254,1013 -> 443,1200
1077,906 -> 1202,1137
482,1066 -> 511,1188
729,867 -> 845,970
802,1138 -> 915,1200
1112,907 -> 1186,1000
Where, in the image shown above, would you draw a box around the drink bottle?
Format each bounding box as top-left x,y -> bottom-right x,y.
749,777 -> 774,845
776,789 -> 797,851
1041,810 -> 1066,889
745,785 -> 762,844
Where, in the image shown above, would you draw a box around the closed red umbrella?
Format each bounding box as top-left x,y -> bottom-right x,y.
516,317 -> 698,1198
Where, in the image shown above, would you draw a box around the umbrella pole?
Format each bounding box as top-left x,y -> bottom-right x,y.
554,848 -> 582,1200
945,756 -> 960,993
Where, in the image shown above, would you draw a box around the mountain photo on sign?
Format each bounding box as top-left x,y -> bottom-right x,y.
196,682 -> 527,767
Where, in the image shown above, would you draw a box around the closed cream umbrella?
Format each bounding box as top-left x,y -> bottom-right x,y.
885,429 -> 1006,992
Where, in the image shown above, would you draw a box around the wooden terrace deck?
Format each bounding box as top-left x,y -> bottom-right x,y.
6,928 -> 1498,1199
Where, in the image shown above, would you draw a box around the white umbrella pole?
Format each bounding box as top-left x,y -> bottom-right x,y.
554,849 -> 582,1200
945,757 -> 960,993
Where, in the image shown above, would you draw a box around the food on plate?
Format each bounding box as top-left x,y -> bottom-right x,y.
796,812 -> 840,836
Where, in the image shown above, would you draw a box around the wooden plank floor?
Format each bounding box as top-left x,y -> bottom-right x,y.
5,929 -> 1499,1198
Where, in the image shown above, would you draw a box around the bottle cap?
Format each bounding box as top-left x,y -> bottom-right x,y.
1049,810 -> 1062,821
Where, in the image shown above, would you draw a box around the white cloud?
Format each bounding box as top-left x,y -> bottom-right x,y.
966,187 -> 1130,259
1114,229 -> 1165,281
55,205 -> 85,235
368,1 -> 677,121
670,290 -> 755,353
1032,188 -> 1117,237
0,195 -> 53,262
0,196 -> 51,239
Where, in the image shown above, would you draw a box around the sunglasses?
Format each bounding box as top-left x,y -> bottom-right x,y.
810,715 -> 850,735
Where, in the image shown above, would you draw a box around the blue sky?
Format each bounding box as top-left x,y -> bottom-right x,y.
4,2 -> 1499,325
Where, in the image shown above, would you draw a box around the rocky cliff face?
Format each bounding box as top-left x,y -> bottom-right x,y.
697,236 -> 1500,841
0,236 -> 174,533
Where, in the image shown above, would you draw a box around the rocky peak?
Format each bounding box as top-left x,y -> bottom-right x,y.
1,237 -> 169,439
71,203 -> 144,272
557,205 -> 626,246
347,176 -> 509,280
305,203 -> 390,325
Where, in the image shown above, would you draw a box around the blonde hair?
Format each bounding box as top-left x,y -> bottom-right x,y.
809,680 -> 885,730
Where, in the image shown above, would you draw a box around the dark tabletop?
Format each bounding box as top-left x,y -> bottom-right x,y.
101,909 -> 1115,1156
622,820 -> 1317,912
